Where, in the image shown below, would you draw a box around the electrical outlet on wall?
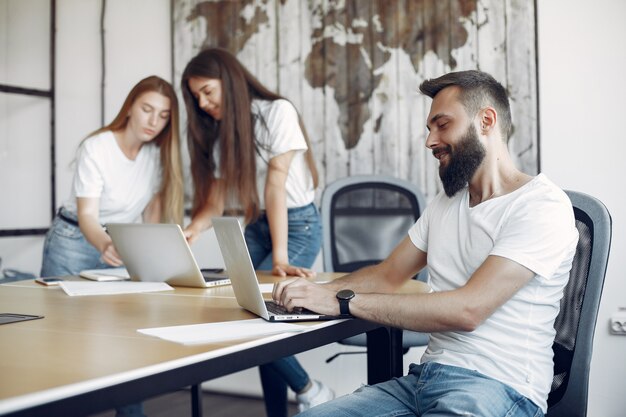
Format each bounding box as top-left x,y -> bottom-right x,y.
609,308 -> 626,335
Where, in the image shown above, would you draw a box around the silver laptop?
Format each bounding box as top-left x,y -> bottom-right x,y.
212,217 -> 339,322
105,223 -> 231,288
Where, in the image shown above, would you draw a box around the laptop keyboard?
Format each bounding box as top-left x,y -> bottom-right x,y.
265,301 -> 318,316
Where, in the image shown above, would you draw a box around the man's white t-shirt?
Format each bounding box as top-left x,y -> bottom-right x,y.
63,130 -> 162,224
408,173 -> 579,412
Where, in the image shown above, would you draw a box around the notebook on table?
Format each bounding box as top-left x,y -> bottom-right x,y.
80,267 -> 130,281
104,223 -> 231,288
212,217 -> 340,322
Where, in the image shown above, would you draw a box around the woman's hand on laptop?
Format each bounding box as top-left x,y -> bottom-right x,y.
183,224 -> 203,245
100,241 -> 123,267
272,263 -> 316,278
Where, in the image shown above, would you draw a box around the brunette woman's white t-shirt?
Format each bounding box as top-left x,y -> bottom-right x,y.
253,99 -> 314,209
63,130 -> 161,224
408,174 -> 579,412
215,99 -> 315,210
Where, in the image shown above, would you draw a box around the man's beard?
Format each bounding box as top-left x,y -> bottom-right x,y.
438,124 -> 486,197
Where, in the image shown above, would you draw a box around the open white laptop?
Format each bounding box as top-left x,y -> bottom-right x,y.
212,217 -> 340,322
103,223 -> 231,288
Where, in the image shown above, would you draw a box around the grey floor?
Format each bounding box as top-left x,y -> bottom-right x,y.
91,389 -> 298,417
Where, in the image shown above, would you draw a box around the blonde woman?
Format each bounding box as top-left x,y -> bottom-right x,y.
41,75 -> 183,277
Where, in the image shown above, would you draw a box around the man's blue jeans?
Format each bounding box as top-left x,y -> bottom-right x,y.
244,203 -> 322,417
297,362 -> 544,417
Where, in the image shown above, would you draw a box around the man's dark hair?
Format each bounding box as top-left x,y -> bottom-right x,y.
419,70 -> 512,140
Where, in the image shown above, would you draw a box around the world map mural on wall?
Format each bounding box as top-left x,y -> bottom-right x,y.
304,1 -> 476,150
174,0 -> 538,200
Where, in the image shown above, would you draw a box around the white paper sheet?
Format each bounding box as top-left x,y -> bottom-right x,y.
138,318 -> 305,345
258,283 -> 274,293
59,281 -> 173,296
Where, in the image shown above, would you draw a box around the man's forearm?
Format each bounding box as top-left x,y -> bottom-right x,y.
324,263 -> 402,294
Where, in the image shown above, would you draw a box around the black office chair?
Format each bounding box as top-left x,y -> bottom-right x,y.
321,175 -> 430,360
546,190 -> 612,417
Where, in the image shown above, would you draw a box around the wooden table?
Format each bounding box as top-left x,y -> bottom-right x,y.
0,273 -> 429,417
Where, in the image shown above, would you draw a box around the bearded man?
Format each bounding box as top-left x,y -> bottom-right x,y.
274,70 -> 579,417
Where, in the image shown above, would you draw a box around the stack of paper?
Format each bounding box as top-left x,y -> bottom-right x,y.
79,267 -> 130,281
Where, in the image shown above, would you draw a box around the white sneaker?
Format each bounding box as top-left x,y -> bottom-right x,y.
297,380 -> 335,412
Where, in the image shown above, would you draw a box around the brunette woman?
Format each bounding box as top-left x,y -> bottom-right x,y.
181,48 -> 333,417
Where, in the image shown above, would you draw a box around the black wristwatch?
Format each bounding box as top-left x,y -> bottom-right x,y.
336,289 -> 355,317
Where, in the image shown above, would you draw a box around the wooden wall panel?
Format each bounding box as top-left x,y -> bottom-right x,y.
174,0 -> 538,203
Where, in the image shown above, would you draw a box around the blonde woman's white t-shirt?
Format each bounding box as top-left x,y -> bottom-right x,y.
63,130 -> 162,224
408,174 -> 579,412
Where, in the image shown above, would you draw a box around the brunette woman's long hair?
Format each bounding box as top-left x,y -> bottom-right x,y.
181,48 -> 319,224
87,75 -> 184,224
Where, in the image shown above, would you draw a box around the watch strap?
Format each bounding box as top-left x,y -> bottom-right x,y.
339,298 -> 351,316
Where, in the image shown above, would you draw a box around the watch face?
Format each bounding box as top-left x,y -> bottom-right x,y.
337,289 -> 355,300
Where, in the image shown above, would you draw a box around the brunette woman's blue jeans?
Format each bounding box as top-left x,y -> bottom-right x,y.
297,362 -> 544,417
244,203 -> 322,417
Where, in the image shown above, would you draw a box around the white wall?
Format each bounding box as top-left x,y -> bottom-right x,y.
0,0 -> 175,275
1,0 -> 625,414
537,1 -> 626,416
55,0 -> 172,207
0,0 -> 51,275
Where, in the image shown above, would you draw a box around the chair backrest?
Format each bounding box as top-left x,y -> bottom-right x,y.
547,190 -> 612,417
321,175 -> 427,278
